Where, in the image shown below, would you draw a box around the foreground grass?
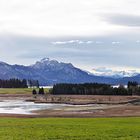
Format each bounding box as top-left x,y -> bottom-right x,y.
0,88 -> 49,94
0,117 -> 139,140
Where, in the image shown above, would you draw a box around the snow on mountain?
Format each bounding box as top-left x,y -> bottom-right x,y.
0,58 -> 114,85
91,67 -> 139,78
0,58 -> 140,85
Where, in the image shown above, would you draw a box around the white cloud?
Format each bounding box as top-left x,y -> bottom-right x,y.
51,41 -> 67,45
0,0 -> 139,37
78,41 -> 84,44
68,40 -> 78,43
1,0 -> 140,72
136,40 -> 140,43
86,41 -> 93,44
112,41 -> 121,45
51,40 -> 94,45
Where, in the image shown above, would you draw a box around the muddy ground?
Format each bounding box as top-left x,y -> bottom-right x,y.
0,94 -> 140,118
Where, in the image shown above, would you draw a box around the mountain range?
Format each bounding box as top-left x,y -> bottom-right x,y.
0,58 -> 140,85
91,67 -> 139,78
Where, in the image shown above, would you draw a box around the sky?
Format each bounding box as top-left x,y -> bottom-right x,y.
0,0 -> 140,72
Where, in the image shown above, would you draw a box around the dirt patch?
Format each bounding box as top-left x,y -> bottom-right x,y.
29,103 -> 140,118
29,95 -> 140,105
0,94 -> 32,101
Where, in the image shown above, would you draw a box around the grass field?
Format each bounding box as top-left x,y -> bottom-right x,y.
0,88 -> 49,94
0,117 -> 139,140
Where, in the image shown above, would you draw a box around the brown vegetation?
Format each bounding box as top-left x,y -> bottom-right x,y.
0,94 -> 140,118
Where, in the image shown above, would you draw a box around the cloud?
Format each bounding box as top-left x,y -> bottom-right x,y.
86,41 -> 93,44
136,40 -> 140,43
51,41 -> 68,45
51,40 -> 94,45
112,41 -> 120,45
95,41 -> 103,44
1,0 -> 140,37
1,33 -> 140,71
103,14 -> 140,27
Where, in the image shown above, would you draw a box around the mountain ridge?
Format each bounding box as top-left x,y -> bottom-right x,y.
0,58 -> 139,85
91,67 -> 139,78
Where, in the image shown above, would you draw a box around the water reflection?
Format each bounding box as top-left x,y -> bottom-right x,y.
0,100 -> 69,114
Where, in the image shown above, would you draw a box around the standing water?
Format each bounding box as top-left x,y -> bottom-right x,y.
0,100 -> 69,114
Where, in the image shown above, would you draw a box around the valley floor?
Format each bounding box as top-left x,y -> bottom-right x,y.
0,93 -> 140,118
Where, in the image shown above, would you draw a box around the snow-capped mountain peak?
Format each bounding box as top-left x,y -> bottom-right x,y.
40,57 -> 50,62
91,67 -> 139,78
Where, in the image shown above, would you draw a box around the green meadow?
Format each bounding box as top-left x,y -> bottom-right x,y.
0,88 -> 49,94
0,117 -> 139,140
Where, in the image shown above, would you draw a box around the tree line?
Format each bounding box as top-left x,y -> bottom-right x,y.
52,82 -> 140,96
0,79 -> 28,88
0,79 -> 40,88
